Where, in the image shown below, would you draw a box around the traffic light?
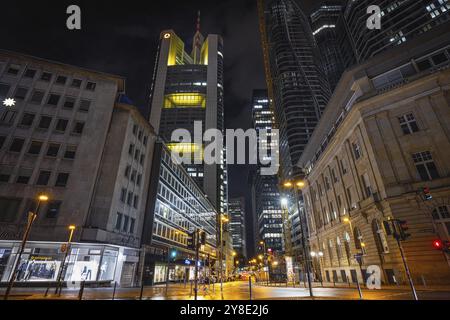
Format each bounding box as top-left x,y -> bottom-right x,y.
200,231 -> 207,245
398,220 -> 411,241
433,239 -> 443,250
433,239 -> 450,252
423,187 -> 432,201
187,231 -> 196,250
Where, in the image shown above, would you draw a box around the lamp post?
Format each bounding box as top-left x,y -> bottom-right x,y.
281,180 -> 313,297
4,194 -> 49,300
219,214 -> 229,293
55,225 -> 76,295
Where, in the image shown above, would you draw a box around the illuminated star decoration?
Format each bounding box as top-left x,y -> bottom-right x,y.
2,98 -> 16,108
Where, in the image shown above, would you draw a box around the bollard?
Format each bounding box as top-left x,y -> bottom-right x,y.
249,276 -> 252,301
78,281 -> 85,300
112,282 -> 117,300
139,282 -> 145,300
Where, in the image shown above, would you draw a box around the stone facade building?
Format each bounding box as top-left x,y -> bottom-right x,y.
298,28 -> 450,285
0,50 -> 156,286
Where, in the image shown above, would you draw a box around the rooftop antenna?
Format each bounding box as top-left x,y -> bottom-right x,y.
194,10 -> 202,64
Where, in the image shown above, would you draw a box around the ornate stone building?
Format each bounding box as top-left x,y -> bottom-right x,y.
298,26 -> 450,285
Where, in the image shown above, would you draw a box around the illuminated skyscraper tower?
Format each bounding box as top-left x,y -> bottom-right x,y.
149,21 -> 227,212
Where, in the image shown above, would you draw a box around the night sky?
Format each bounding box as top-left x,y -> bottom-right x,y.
1,0 -> 326,255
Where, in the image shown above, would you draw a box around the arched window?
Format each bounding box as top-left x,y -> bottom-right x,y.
353,227 -> 366,254
336,236 -> 342,260
328,239 -> 334,265
372,219 -> 389,254
343,232 -> 351,262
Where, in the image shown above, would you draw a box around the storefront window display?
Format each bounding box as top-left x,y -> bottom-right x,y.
154,264 -> 167,283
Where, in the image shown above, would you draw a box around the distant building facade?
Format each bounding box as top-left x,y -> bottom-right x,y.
228,197 -> 246,256
251,89 -> 284,254
141,142 -> 218,285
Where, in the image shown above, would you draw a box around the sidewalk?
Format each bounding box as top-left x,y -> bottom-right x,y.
253,281 -> 450,292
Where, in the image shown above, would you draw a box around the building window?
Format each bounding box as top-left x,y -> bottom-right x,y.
7,65 -> 20,75
55,172 -> 70,187
40,72 -> 53,82
86,82 -> 96,91
36,170 -> 51,186
412,151 -> 440,181
398,113 -> 419,135
143,136 -> 148,146
133,125 -> 137,135
72,121 -> 85,135
123,216 -> 129,233
79,100 -> 91,112
331,168 -> 338,183
325,176 -> 330,190
133,195 -> 139,209
27,141 -> 43,155
56,75 -> 68,85
125,165 -> 131,178
129,144 -> 135,156
46,144 -> 60,157
340,159 -> 348,175
9,138 -> 25,153
352,142 -> 362,160
38,116 -> 52,130
14,87 -> 28,100
432,206 -> 450,219
46,201 -> 62,218
361,173 -> 373,198
115,213 -> 123,230
140,154 -> 145,166
0,166 -> 12,183
137,174 -> 142,186
24,69 -> 37,79
127,192 -> 133,206
130,218 -> 135,234
47,94 -> 61,106
16,168 -> 32,184
64,145 -> 77,159
120,188 -> 127,202
63,96 -> 76,109
71,79 -> 82,88
30,90 -> 45,104
134,149 -> 140,161
55,119 -> 69,133
372,219 -> 389,254
19,113 -> 35,127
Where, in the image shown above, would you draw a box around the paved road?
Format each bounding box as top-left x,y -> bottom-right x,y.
2,281 -> 450,300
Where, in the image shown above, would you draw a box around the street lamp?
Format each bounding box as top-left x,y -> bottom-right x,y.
55,225 -> 76,295
219,214 -> 229,293
281,179 -> 314,297
4,194 -> 49,300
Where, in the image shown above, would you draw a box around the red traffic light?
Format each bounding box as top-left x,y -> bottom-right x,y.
433,239 -> 443,250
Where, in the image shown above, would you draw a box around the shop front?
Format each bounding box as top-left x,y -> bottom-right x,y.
0,241 -> 140,287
